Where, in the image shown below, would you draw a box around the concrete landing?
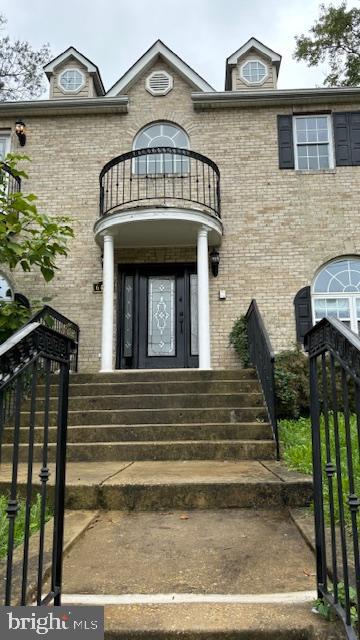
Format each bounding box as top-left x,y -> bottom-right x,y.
0,460 -> 312,510
57,509 -> 346,639
61,509 -> 316,595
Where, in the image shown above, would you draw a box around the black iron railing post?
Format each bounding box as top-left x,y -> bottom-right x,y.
52,352 -> 70,606
309,353 -> 327,597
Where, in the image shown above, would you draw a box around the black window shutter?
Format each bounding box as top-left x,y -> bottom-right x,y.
333,111 -> 360,166
333,112 -> 351,166
14,292 -> 30,309
350,112 -> 360,165
294,286 -> 312,345
277,115 -> 294,169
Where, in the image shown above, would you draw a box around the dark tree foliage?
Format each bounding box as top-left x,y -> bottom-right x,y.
0,14 -> 50,101
294,2 -> 360,86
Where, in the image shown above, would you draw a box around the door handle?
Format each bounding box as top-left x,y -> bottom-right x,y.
179,311 -> 184,334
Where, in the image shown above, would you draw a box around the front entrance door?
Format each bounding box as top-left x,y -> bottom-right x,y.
117,264 -> 199,369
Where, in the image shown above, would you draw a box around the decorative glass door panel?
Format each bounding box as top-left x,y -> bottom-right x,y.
117,265 -> 198,369
148,277 -> 175,356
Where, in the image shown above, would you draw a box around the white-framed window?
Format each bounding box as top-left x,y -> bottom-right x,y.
0,132 -> 11,160
240,59 -> 268,85
58,68 -> 85,93
312,258 -> 360,334
0,273 -> 13,301
293,115 -> 334,170
133,122 -> 189,174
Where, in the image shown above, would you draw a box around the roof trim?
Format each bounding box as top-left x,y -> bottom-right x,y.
106,39 -> 214,96
192,86 -> 360,109
0,96 -> 128,117
225,38 -> 281,90
43,46 -> 105,95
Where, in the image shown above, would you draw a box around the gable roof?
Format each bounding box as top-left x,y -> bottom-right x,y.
225,37 -> 281,90
106,40 -> 214,96
43,46 -> 105,95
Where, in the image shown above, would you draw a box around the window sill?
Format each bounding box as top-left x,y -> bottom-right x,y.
295,169 -> 336,175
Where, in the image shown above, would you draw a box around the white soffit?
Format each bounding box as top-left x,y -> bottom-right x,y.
106,40 -> 214,96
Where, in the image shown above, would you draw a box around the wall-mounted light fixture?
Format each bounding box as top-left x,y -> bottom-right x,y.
15,121 -> 26,146
210,248 -> 220,277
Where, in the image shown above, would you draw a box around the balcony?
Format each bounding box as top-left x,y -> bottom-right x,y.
96,147 -> 222,248
99,147 -> 221,219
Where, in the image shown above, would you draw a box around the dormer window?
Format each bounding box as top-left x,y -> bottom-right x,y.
240,60 -> 267,85
58,68 -> 85,93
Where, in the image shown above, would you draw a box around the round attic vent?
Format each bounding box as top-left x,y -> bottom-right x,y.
146,70 -> 173,96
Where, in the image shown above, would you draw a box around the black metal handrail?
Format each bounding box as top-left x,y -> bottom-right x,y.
25,305 -> 79,372
99,147 -> 221,219
305,317 -> 360,640
245,299 -> 279,459
1,163 -> 21,196
0,322 -> 74,606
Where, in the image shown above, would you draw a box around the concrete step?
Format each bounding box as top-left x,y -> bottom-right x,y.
1,440 -> 275,463
20,407 -> 268,427
41,379 -> 262,397
0,461 -> 313,510
3,422 -> 272,444
99,602 -> 337,639
38,377 -> 261,398
67,369 -> 256,384
33,393 -> 265,412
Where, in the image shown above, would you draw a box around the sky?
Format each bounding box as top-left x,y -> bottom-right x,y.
1,0 -> 352,93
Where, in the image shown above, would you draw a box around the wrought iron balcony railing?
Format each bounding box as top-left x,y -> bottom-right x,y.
1,162 -> 21,195
99,147 -> 221,219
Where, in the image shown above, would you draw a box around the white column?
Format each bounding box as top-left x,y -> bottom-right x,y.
100,234 -> 114,372
197,226 -> 211,369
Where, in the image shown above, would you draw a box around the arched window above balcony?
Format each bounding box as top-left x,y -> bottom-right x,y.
312,257 -> 360,334
133,122 -> 189,174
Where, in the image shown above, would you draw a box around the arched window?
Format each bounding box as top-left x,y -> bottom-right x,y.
312,258 -> 360,333
133,122 -> 189,174
0,273 -> 12,301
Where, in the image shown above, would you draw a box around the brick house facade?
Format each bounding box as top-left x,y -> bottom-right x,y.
1,37 -> 360,371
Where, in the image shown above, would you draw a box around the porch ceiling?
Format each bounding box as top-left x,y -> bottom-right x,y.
93,207 -> 223,248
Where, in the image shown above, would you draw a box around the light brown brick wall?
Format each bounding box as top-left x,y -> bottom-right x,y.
2,58 -> 360,371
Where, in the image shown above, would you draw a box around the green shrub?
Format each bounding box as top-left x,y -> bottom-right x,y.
229,316 -> 250,367
0,300 -> 31,344
275,346 -> 310,419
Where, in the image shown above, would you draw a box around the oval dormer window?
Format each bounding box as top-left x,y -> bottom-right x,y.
146,71 -> 173,96
240,60 -> 267,85
59,68 -> 85,93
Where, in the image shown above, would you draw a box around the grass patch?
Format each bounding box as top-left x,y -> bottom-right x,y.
280,414 -> 360,526
0,494 -> 53,560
